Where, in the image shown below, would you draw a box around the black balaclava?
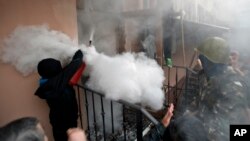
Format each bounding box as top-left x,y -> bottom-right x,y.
37,58 -> 62,79
199,54 -> 227,79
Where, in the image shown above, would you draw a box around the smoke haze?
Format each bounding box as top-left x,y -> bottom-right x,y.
0,25 -> 79,76
76,0 -> 250,140
0,25 -> 165,111
82,46 -> 165,110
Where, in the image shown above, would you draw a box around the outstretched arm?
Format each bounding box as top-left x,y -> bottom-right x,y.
143,103 -> 174,141
162,103 -> 174,127
35,50 -> 84,99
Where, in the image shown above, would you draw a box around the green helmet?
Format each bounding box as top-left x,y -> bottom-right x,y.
197,37 -> 230,64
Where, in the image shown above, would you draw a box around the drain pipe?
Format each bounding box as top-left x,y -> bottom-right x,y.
181,10 -> 186,67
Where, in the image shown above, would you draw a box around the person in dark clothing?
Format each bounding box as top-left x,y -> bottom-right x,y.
196,37 -> 249,141
35,50 -> 84,141
0,117 -> 47,141
143,103 -> 174,141
162,115 -> 208,141
144,104 -> 208,141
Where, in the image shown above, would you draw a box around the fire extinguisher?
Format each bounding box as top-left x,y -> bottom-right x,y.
69,62 -> 86,85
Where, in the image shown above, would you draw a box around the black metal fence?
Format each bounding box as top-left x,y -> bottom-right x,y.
75,66 -> 200,141
162,65 -> 200,117
75,84 -> 160,141
164,66 -> 200,105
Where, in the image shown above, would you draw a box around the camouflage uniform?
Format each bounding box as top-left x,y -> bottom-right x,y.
178,37 -> 231,116
190,37 -> 250,141
173,37 -> 250,140
197,67 -> 249,141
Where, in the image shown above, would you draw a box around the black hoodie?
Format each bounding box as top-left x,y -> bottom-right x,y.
35,50 -> 83,141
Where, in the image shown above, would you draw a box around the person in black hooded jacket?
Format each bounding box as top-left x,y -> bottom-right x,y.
35,50 -> 84,141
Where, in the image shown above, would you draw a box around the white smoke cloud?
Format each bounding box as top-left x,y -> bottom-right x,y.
0,25 -> 79,76
0,25 -> 165,110
82,46 -> 165,110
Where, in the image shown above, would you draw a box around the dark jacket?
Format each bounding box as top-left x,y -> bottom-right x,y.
143,123 -> 165,141
144,115 -> 209,141
197,67 -> 249,141
35,50 -> 83,141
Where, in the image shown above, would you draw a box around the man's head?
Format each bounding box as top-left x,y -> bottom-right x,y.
229,51 -> 240,66
197,37 -> 230,64
37,58 -> 62,78
163,115 -> 208,141
196,37 -> 230,78
0,117 -> 47,141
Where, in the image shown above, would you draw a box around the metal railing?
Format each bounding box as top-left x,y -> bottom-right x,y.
75,84 -> 159,141
163,65 -> 199,109
75,66 -> 200,140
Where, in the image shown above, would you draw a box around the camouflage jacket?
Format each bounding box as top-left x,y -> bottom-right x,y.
197,67 -> 249,141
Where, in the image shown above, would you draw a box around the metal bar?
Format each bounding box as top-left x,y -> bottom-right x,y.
84,89 -> 90,140
122,101 -> 160,125
77,84 -> 105,97
77,86 -> 84,129
168,67 -> 171,104
181,13 -> 186,67
111,101 -> 115,134
91,92 -> 98,141
100,96 -> 106,141
184,68 -> 189,107
164,84 -> 193,90
164,86 -> 194,94
123,105 -> 127,141
136,111 -> 143,141
172,65 -> 197,74
185,68 -> 189,98
76,84 -> 159,125
172,65 -> 186,69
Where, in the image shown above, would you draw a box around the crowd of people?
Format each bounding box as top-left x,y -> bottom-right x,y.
0,117 -> 87,141
1,36 -> 250,141
145,36 -> 250,141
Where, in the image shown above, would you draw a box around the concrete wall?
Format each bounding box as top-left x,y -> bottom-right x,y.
0,0 -> 78,140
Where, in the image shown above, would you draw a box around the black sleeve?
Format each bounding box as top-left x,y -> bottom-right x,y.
35,50 -> 84,99
72,50 -> 83,60
59,49 -> 84,83
143,123 -> 165,141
